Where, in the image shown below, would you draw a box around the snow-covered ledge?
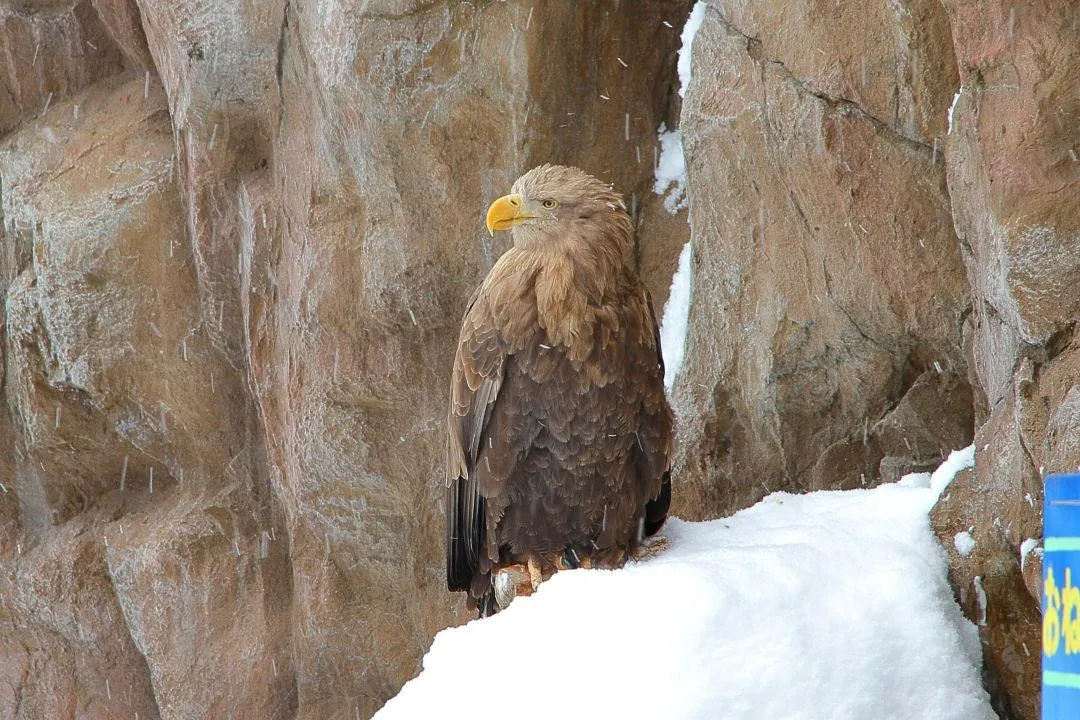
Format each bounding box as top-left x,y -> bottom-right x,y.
376,447 -> 993,720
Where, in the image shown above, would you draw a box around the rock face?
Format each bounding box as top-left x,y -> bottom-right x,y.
925,2 -> 1080,717
672,0 -> 971,514
0,0 -> 1070,718
668,1 -> 1076,718
0,1 -> 687,718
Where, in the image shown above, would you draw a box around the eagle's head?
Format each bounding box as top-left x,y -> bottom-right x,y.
485,165 -> 631,251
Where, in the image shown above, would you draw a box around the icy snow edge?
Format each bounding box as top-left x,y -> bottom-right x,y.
654,2 -> 706,214
375,450 -> 994,720
654,125 -> 688,213
678,2 -> 707,98
660,242 -> 693,391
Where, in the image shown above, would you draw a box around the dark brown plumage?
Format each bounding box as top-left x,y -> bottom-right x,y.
445,165 -> 673,613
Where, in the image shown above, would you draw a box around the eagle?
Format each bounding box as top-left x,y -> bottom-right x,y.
445,164 -> 673,615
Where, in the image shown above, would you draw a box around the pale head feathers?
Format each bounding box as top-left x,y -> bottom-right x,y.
510,164 -> 627,211
505,164 -> 633,258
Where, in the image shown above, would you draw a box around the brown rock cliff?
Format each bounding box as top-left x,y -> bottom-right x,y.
0,1 -> 1072,718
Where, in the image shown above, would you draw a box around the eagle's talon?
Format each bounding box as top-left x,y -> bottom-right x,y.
633,535 -> 670,561
527,557 -> 543,591
492,562 -> 540,611
493,570 -> 517,610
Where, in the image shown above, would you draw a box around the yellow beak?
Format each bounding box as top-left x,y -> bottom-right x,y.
485,194 -> 533,236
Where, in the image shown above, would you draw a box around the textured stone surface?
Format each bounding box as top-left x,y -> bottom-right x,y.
1,69 -> 294,716
932,1 -> 1080,716
716,0 -> 958,144
671,2 -> 971,518
0,0 -> 134,136
264,3 -> 686,716
943,0 -> 1080,406
0,2 -> 688,718
930,404 -> 1042,719
663,1 -> 1079,716
0,0 -> 1074,717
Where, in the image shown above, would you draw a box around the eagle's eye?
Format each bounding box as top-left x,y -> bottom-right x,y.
541,199 -> 558,209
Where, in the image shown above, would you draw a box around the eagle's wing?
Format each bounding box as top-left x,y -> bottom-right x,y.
445,283 -> 507,592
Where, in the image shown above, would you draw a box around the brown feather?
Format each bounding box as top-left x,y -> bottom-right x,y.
445,165 -> 673,608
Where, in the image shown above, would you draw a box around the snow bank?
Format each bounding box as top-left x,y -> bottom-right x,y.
659,241 -> 693,390
376,456 -> 993,720
947,90 -> 962,135
677,2 -> 708,98
930,444 -> 975,494
652,3 -> 703,389
1020,537 -> 1042,571
954,530 -> 976,557
654,124 -> 688,213
654,2 -> 706,214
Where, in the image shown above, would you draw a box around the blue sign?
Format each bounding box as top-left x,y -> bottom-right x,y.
1045,473 -> 1080,719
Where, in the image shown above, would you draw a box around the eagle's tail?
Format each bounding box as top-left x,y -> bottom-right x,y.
643,471 -> 671,537
446,477 -> 485,591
